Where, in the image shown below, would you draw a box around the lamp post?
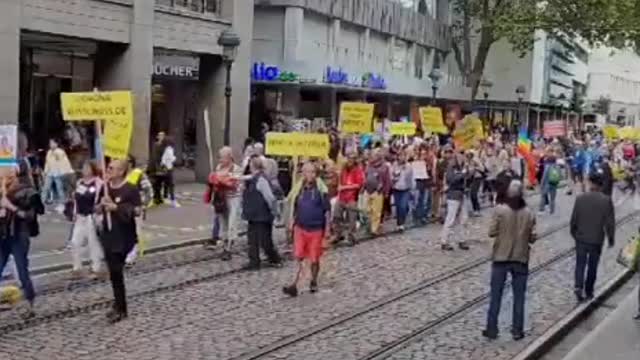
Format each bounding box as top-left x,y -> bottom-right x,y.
428,68 -> 443,105
480,77 -> 494,127
218,29 -> 241,146
515,85 -> 526,132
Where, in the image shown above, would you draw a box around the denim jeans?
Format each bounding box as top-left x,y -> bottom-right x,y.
539,186 -> 557,214
42,174 -> 65,204
0,233 -> 36,302
413,183 -> 432,224
393,190 -> 411,226
575,242 -> 602,297
486,261 -> 529,335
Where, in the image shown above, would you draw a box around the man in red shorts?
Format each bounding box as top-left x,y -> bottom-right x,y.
283,162 -> 331,297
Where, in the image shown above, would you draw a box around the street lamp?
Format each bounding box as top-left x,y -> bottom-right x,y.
480,77 -> 494,125
428,68 -> 443,105
515,85 -> 526,130
218,29 -> 241,146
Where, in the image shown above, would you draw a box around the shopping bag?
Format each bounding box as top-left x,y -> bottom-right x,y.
0,285 -> 22,306
617,236 -> 640,272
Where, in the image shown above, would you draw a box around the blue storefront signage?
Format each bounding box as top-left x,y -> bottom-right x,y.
250,62 -> 386,89
251,62 -> 300,82
324,66 -> 387,90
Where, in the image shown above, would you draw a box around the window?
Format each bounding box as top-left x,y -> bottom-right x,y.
414,45 -> 424,79
157,0 -> 219,14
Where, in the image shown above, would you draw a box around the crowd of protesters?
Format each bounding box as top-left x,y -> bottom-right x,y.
3,113 -> 640,325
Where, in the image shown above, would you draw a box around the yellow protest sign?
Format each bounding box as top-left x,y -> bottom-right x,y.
265,132 -> 330,158
60,91 -> 133,121
103,116 -> 134,159
454,116 -> 484,150
339,102 -> 374,134
390,122 -> 416,136
602,125 -> 619,140
419,107 -> 448,134
618,126 -> 635,140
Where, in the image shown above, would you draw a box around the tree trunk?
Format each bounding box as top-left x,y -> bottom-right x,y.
470,28 -> 494,100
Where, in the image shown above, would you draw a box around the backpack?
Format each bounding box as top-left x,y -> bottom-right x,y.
547,165 -> 561,185
364,167 -> 381,194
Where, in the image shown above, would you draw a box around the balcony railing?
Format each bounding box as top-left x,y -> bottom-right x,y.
156,0 -> 220,14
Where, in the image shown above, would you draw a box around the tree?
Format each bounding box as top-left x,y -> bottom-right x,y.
592,96 -> 611,115
450,0 -> 640,100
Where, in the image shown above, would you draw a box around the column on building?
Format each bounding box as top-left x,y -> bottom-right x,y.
94,0 -> 153,164
195,55 -> 225,181
0,0 -> 20,124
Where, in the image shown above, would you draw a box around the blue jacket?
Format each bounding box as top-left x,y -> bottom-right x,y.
541,159 -> 559,191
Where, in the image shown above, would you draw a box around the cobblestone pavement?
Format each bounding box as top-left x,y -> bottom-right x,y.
385,220 -> 638,360
0,193 -> 632,360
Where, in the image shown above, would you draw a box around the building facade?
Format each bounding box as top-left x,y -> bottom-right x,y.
482,31 -> 589,131
585,47 -> 640,126
0,0 -> 254,180
249,0 -> 468,138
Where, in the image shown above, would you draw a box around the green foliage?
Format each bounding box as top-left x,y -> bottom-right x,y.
450,0 -> 640,100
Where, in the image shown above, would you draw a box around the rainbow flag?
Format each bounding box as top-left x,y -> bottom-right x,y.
517,127 -> 538,186
517,127 -> 531,157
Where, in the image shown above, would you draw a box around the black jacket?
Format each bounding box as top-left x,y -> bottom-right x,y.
570,191 -> 615,247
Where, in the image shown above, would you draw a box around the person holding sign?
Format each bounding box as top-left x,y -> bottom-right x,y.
98,159 -> 141,323
0,167 -> 43,318
440,152 -> 471,251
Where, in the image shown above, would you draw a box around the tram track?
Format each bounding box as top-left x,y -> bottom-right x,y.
226,209 -> 638,360
0,194 -> 625,338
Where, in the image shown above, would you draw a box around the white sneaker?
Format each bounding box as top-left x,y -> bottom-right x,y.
172,200 -> 181,208
55,204 -> 65,214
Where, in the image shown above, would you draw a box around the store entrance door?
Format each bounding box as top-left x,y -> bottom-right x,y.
29,74 -> 72,151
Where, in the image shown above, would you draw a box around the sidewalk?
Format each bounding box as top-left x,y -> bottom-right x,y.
562,285 -> 640,360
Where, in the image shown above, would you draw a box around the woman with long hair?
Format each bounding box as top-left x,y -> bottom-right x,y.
70,161 -> 104,278
98,159 -> 141,323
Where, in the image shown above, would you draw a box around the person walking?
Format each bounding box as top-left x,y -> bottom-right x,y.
364,149 -> 391,235
570,172 -> 615,302
483,180 -> 537,341
160,136 -> 179,208
0,167 -> 43,317
538,148 -> 561,215
333,150 -> 364,246
42,138 -> 74,213
440,152 -> 470,251
148,132 -> 168,206
204,147 -> 242,261
124,156 -> 153,266
70,161 -> 104,278
242,157 -> 282,270
283,163 -> 331,297
98,159 -> 141,323
412,146 -> 431,225
467,150 -> 486,216
391,150 -> 414,231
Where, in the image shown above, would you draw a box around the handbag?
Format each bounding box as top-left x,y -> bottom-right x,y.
617,235 -> 640,272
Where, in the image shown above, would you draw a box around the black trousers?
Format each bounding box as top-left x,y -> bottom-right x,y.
575,242 -> 602,297
105,250 -> 128,315
152,174 -> 165,204
247,221 -> 281,266
470,178 -> 482,212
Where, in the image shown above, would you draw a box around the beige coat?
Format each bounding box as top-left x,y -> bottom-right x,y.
488,204 -> 537,264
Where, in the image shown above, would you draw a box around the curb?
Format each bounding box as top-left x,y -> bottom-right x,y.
511,268 -> 634,360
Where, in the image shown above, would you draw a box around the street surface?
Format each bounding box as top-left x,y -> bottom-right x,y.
0,192 -> 636,360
